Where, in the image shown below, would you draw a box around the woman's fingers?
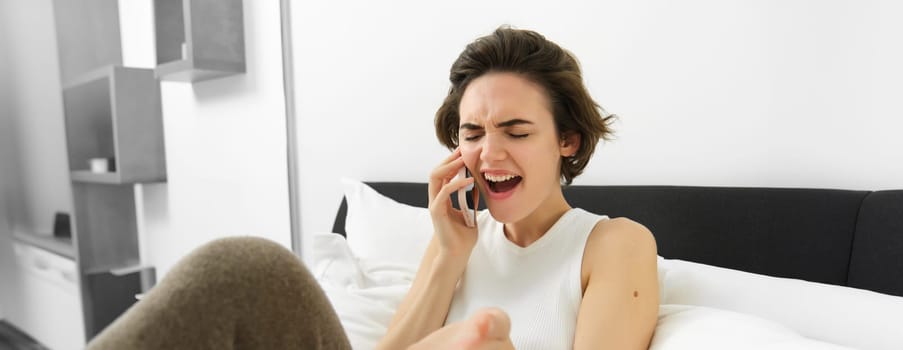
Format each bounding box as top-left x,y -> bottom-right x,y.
476,308 -> 511,342
429,159 -> 464,205
428,148 -> 460,198
431,176 -> 475,218
408,308 -> 513,350
429,149 -> 464,203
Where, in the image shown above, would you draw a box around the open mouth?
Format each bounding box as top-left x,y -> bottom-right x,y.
484,174 -> 523,194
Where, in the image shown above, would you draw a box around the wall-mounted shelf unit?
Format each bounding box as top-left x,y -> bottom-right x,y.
71,183 -> 141,275
52,0 -> 122,86
71,181 -> 154,338
35,0 -> 170,345
154,0 -> 245,82
62,65 -> 166,184
61,64 -> 166,337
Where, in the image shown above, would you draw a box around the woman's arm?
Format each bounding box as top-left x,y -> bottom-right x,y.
377,148 -> 479,349
573,218 -> 659,350
376,237 -> 468,349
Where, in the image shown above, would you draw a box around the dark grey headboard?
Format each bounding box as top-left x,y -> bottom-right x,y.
333,183 -> 903,297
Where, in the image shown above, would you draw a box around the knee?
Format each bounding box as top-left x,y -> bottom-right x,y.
186,236 -> 303,278
200,236 -> 288,257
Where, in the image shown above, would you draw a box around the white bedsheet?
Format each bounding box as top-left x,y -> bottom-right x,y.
650,304 -> 853,350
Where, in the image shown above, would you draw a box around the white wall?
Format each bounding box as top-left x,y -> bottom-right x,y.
0,1 -> 14,233
0,0 -> 71,327
126,0 -> 293,279
0,0 -> 291,290
0,0 -> 72,235
0,1 -> 292,343
290,0 -> 903,261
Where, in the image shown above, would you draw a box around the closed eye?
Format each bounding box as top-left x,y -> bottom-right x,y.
510,133 -> 529,139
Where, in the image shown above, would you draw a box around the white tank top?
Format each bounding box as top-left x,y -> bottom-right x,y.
444,208 -> 608,350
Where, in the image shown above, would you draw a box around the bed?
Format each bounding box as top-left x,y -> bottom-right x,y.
313,179 -> 903,349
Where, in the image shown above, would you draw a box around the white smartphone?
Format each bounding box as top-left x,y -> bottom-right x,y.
457,167 -> 477,227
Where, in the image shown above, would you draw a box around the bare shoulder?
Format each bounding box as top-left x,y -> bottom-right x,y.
582,217 -> 657,284
590,217 -> 657,256
575,217 -> 660,349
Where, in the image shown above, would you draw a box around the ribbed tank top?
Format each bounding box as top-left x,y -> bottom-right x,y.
444,208 -> 608,350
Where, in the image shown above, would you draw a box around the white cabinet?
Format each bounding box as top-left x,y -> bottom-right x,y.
11,242 -> 86,350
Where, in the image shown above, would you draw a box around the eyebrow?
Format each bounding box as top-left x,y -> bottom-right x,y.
460,118 -> 534,130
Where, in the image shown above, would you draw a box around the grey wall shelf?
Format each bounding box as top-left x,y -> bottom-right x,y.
53,0 -> 122,86
13,232 -> 75,259
154,0 -> 246,82
71,182 -> 149,338
62,65 -> 166,184
71,183 -> 140,274
51,1 -> 169,343
81,270 -> 145,338
70,171 -> 122,184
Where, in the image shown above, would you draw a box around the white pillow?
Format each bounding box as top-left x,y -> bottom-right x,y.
660,258 -> 903,350
341,178 -> 433,270
311,231 -> 365,287
650,304 -> 853,350
312,231 -> 412,350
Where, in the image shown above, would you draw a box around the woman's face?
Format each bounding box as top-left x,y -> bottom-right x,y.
458,72 -> 578,224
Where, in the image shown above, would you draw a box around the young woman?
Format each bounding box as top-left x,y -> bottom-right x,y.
87,27 -> 658,350
377,26 -> 659,350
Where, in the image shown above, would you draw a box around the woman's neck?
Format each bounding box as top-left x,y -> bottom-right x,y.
503,189 -> 571,247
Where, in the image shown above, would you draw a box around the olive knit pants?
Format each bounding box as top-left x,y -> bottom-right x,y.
87,236 -> 351,350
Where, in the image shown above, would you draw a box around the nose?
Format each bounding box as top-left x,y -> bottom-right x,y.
479,132 -> 507,163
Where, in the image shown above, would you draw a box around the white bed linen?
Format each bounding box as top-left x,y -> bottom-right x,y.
660,258 -> 903,350
650,304 -> 853,350
316,179 -> 902,349
313,232 -> 413,350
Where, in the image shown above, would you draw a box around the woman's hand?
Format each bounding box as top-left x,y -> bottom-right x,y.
428,148 -> 479,259
408,308 -> 514,350
378,148 -> 481,350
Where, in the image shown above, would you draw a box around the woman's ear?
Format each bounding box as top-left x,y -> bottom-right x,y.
559,131 -> 581,157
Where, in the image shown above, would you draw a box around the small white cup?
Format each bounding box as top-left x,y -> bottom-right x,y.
89,158 -> 110,173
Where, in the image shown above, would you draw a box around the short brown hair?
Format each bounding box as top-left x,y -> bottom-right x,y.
435,26 -> 616,185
